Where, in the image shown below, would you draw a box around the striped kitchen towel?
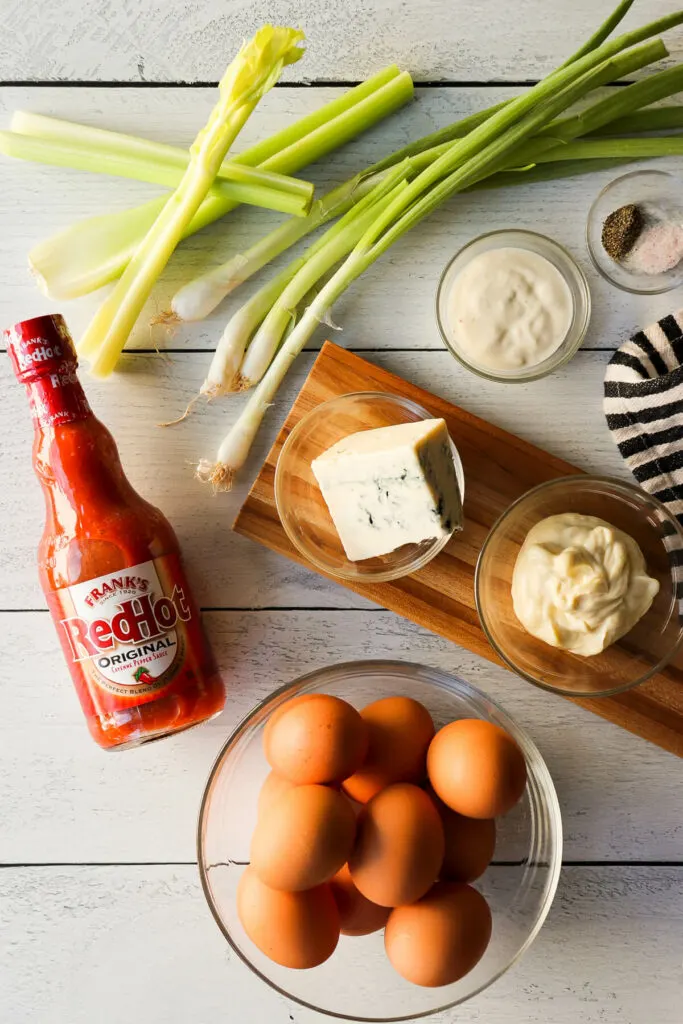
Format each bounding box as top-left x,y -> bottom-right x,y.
604,310 -> 683,602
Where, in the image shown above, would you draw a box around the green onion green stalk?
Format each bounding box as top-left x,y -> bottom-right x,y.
200,5 -> 683,489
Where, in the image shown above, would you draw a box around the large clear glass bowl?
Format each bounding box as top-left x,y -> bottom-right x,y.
475,475 -> 683,697
197,661 -> 562,1022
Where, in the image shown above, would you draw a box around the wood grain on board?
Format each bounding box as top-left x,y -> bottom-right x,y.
235,342 -> 683,757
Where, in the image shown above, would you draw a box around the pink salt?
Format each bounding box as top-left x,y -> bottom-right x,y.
629,221 -> 683,275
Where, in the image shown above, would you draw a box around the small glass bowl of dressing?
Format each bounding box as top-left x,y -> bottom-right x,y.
475,475 -> 683,698
274,392 -> 465,583
586,169 -> 683,295
436,230 -> 591,383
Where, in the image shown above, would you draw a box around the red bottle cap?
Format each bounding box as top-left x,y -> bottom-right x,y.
4,314 -> 77,384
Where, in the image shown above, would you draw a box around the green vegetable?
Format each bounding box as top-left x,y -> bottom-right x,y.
0,125 -> 314,217
79,24 -> 305,377
200,6 -> 683,489
27,67 -> 414,301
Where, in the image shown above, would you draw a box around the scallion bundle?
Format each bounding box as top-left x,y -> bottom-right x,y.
196,4 -> 683,489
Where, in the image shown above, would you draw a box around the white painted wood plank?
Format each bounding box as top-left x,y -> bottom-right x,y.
1,86 -> 682,353
0,349 -> 631,610
3,610 -> 681,863
1,0 -> 680,83
2,864 -> 681,1023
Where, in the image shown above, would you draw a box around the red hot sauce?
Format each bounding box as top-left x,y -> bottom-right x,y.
6,314 -> 225,750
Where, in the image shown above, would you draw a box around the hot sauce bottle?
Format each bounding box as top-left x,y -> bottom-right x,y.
6,314 -> 226,750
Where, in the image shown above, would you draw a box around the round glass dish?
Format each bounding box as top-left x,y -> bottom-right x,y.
586,169 -> 683,294
475,475 -> 683,698
197,660 -> 562,1022
435,229 -> 591,383
274,392 -> 465,583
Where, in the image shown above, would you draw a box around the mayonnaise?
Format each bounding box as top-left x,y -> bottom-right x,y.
446,247 -> 573,371
511,513 -> 659,657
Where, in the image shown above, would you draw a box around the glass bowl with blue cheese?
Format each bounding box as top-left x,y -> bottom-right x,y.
274,392 -> 465,582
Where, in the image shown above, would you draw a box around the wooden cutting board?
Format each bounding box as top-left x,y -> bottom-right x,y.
234,342 -> 683,757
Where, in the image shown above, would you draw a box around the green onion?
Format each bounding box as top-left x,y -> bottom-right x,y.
201,10 -> 683,487
0,129 -> 314,217
175,35 -> 671,327
591,105 -> 683,135
79,25 -> 305,377
28,68 -> 414,301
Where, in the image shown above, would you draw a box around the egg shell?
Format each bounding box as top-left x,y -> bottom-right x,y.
427,719 -> 527,819
343,696 -> 435,804
257,771 -> 297,818
384,882 -> 492,987
237,866 -> 340,969
440,807 -> 496,883
251,784 -> 356,891
349,783 -> 445,908
264,694 -> 369,785
329,864 -> 390,936
262,693 -> 316,752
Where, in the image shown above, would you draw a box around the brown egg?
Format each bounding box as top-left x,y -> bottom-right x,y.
264,694 -> 368,785
342,696 -> 435,804
440,807 -> 496,883
263,693 -> 315,751
251,784 -> 356,891
427,719 -> 527,819
257,771 -> 297,818
349,783 -> 444,907
237,866 -> 340,969
329,864 -> 390,936
384,882 -> 492,987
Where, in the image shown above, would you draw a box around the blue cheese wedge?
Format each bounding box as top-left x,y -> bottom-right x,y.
311,418 -> 462,561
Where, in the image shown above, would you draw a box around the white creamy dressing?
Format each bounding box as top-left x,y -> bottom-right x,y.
446,247 -> 573,371
511,513 -> 660,657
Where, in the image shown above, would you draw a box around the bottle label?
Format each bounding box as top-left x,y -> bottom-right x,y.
48,554 -> 203,712
27,364 -> 92,428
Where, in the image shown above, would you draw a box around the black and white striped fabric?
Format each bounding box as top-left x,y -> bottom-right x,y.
604,310 -> 683,603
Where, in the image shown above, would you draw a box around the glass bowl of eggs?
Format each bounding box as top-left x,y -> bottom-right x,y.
197,661 -> 562,1021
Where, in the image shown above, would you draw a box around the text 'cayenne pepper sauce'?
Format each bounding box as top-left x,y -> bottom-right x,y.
5,314 -> 225,750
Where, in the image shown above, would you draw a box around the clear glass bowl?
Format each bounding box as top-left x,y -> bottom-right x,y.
586,169 -> 683,294
197,661 -> 562,1022
436,229 -> 591,383
274,392 -> 465,583
475,476 -> 683,697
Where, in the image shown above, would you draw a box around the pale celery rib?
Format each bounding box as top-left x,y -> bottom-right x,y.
10,112 -> 313,199
0,130 -> 314,217
27,67 -> 414,301
201,7 -> 683,489
79,24 -> 306,377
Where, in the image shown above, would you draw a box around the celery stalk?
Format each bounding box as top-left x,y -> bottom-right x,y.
80,25 -> 305,376
10,111 -> 313,200
28,69 -> 413,301
0,130 -> 313,217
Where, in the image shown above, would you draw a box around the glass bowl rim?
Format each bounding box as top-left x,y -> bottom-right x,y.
435,228 -> 591,383
273,391 -> 463,583
196,658 -> 563,1022
474,473 -> 683,698
585,168 -> 683,296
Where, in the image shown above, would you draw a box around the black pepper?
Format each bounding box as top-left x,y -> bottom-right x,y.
601,203 -> 644,261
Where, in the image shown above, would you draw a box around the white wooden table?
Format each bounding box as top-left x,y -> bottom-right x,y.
1,3 -> 682,1021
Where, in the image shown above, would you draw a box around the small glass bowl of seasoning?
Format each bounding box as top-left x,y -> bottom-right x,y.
436,230 -> 591,384
587,169 -> 683,294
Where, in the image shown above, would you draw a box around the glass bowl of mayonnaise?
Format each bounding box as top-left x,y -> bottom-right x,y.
436,230 -> 591,383
475,475 -> 683,697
